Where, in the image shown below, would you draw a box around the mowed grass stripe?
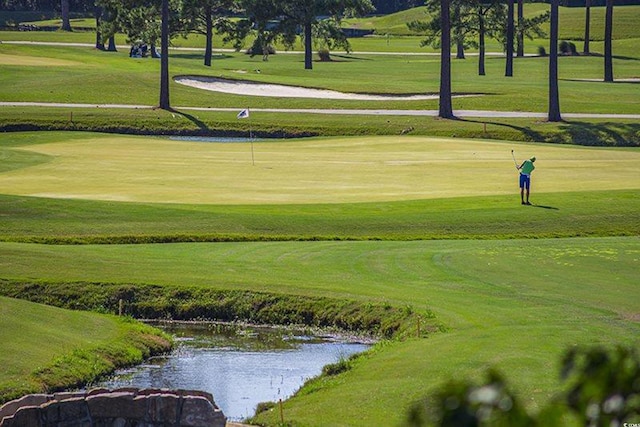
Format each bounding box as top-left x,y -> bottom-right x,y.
0,237 -> 638,424
1,133 -> 638,205
0,238 -> 637,320
0,190 -> 638,242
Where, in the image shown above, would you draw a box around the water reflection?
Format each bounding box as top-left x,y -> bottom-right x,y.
95,322 -> 370,421
169,136 -> 263,143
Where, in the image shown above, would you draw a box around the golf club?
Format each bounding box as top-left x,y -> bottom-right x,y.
511,149 -> 519,170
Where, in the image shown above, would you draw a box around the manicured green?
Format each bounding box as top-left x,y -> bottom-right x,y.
0,132 -> 639,242
0,296 -> 172,403
0,237 -> 637,425
1,132 -> 638,205
1,189 -> 638,243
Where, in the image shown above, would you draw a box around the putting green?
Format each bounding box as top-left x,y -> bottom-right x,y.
0,134 -> 638,204
0,53 -> 80,67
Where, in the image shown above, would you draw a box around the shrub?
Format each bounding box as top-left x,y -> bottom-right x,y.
407,369 -> 533,427
0,280 -> 441,339
317,48 -> 331,62
559,40 -> 577,56
406,345 -> 640,426
538,46 -> 547,56
561,346 -> 640,426
246,41 -> 276,57
322,357 -> 352,376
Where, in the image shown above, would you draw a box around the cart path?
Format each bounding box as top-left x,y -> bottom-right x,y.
0,40 -> 506,56
1,102 -> 639,119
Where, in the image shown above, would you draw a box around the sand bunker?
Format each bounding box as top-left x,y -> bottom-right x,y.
175,76 -> 441,101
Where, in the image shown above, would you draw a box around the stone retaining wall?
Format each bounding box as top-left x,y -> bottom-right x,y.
0,388 -> 226,427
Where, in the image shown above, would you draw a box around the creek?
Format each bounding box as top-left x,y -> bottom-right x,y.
94,322 -> 371,421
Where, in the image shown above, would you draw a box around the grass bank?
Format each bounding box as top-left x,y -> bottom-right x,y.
0,279 -> 439,340
0,237 -> 637,425
0,296 -> 172,404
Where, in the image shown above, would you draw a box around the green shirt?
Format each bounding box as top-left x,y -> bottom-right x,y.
520,160 -> 535,175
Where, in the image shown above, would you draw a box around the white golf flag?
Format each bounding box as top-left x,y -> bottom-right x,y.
237,109 -> 250,119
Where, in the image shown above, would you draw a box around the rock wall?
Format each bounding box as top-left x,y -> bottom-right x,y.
0,388 -> 226,427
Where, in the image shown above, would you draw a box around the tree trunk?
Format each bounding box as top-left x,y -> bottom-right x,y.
548,0 -> 561,122
204,5 -> 213,67
456,38 -> 465,59
516,0 -> 524,57
95,6 -> 105,50
438,0 -> 454,119
159,0 -> 171,110
304,21 -> 313,70
60,0 -> 72,31
505,0 -> 514,76
604,0 -> 613,82
478,8 -> 485,76
453,4 -> 464,59
583,0 -> 591,54
107,36 -> 117,52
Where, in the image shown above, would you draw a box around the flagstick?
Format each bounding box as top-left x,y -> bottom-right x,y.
248,110 -> 255,166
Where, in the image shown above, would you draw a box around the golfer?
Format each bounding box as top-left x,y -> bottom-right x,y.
518,156 -> 536,205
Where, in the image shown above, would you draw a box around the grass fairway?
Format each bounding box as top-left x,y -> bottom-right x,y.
1,5 -> 639,423
0,237 -> 638,425
1,132 -> 638,204
0,130 -> 638,425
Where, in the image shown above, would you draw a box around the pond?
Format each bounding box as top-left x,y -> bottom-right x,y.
93,322 -> 371,421
169,136 -> 263,143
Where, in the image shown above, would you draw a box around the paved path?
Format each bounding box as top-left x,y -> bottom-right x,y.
0,40 -> 505,56
2,102 -> 639,119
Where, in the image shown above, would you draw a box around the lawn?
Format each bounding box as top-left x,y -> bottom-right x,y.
0,3 -> 639,425
0,237 -> 637,425
1,133 -> 638,205
0,131 -> 638,425
0,40 -> 638,114
1,7 -> 639,147
0,3 -> 639,135
0,296 -> 171,402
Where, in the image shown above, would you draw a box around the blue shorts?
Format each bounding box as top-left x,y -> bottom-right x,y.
519,173 -> 531,190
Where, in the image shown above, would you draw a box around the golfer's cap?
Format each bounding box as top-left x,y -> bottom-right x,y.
530,156 -> 536,162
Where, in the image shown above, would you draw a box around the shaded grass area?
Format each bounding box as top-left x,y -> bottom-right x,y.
0,190 -> 638,243
0,107 -> 640,147
1,107 -> 640,146
0,296 -> 172,404
0,280 -> 439,340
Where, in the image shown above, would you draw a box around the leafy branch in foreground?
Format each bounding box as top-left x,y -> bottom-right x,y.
407,346 -> 640,426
